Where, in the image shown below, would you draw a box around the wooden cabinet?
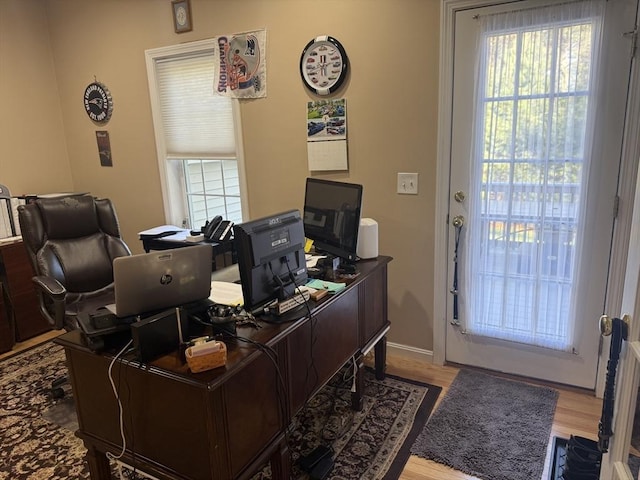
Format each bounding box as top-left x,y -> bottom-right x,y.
0,283 -> 14,353
0,240 -> 50,341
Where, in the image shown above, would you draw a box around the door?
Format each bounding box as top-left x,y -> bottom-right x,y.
600,167 -> 640,480
446,0 -> 637,388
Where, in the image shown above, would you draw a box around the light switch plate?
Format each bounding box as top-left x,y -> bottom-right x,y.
397,173 -> 419,195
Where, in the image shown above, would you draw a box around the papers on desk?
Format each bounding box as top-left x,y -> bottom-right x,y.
139,225 -> 192,242
306,254 -> 326,269
0,235 -> 22,245
209,281 -> 244,306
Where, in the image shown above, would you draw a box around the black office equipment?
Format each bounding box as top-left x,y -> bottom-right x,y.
299,445 -> 333,472
131,308 -> 191,362
234,209 -> 308,314
303,178 -> 363,264
203,216 -> 234,242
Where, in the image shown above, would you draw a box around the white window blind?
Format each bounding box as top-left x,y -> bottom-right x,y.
156,53 -> 236,158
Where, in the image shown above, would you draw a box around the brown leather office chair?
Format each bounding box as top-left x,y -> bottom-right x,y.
18,195 -> 131,396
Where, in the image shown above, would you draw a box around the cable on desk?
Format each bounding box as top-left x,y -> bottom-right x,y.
106,339 -> 134,471
284,258 -> 321,414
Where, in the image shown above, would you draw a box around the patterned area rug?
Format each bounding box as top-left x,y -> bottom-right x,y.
0,341 -> 440,480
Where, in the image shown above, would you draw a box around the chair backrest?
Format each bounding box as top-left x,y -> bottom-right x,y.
18,195 -> 131,297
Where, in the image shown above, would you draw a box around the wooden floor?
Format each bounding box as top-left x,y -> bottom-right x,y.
2,332 -> 602,480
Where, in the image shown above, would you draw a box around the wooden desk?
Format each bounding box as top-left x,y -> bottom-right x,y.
56,256 -> 391,480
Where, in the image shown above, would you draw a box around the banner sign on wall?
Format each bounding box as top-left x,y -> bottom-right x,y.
213,29 -> 267,99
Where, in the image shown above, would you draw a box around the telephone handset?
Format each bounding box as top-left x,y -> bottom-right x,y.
203,215 -> 234,242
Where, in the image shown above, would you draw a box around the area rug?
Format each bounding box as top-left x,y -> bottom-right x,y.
411,368 -> 559,480
0,341 -> 441,480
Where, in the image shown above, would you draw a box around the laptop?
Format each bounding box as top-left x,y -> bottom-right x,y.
107,244 -> 213,318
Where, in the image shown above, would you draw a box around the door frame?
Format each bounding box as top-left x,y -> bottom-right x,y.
600,161 -> 640,479
433,0 -> 640,396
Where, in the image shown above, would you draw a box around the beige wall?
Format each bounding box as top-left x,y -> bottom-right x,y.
1,0 -> 440,352
0,0 -> 73,194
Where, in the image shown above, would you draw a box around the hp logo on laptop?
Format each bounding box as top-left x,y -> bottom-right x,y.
160,274 -> 173,285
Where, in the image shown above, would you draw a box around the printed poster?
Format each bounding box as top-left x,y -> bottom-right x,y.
213,29 -> 267,99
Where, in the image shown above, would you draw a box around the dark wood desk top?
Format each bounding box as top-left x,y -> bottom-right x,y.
56,255 -> 392,390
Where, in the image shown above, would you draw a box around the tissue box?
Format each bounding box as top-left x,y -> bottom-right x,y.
185,341 -> 227,373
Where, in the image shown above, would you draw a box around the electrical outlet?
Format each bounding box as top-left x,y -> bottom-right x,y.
397,173 -> 419,195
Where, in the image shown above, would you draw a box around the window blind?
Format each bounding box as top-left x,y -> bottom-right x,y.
156,52 -> 236,158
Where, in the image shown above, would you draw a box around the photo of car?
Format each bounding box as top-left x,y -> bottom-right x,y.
327,126 -> 345,135
308,121 -> 325,136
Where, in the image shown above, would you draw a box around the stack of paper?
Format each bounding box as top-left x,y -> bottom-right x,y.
0,198 -> 24,239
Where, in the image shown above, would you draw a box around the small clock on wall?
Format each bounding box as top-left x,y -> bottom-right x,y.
300,35 -> 349,96
83,81 -> 113,124
172,0 -> 192,33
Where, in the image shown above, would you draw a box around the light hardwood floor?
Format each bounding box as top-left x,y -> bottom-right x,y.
2,332 -> 602,480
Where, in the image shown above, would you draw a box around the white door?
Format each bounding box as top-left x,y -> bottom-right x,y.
446,0 -> 637,388
600,166 -> 640,479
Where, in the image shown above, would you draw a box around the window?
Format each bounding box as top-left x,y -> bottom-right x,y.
145,39 -> 247,229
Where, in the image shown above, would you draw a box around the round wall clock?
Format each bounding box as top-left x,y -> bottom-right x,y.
300,35 -> 349,96
83,81 -> 113,124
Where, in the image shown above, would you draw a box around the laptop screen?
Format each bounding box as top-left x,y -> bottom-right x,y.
109,245 -> 212,318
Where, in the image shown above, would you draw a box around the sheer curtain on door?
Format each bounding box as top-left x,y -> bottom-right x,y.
462,0 -> 605,351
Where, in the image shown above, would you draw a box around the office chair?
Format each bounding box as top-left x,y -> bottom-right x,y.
18,195 -> 131,397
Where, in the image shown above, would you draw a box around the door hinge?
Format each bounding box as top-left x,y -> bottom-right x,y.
623,28 -> 638,59
613,195 -> 620,219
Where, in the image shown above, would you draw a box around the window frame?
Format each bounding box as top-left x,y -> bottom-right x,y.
145,38 -> 248,227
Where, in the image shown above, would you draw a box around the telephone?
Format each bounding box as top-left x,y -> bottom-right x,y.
202,216 -> 234,242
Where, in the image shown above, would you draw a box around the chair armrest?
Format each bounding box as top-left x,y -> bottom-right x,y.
32,276 -> 66,298
31,276 -> 66,329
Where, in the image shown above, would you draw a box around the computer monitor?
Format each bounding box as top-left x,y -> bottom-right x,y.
234,209 -> 308,314
303,178 -> 363,263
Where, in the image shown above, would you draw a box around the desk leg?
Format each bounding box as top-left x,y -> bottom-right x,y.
374,335 -> 387,380
84,444 -> 111,479
269,438 -> 291,480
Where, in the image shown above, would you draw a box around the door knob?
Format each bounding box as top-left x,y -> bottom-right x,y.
600,314 -> 631,337
600,315 -> 612,336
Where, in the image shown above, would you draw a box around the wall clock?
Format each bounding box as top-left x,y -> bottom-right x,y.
83,81 -> 113,124
300,35 -> 349,96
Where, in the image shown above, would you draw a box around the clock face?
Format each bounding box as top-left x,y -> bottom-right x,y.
300,36 -> 348,96
83,82 -> 113,124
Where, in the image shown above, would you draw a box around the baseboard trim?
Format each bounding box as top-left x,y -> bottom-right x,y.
387,342 -> 434,363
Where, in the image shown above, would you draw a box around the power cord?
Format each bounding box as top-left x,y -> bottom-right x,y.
105,339 -> 134,479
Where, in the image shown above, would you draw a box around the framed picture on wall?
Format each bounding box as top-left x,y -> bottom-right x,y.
172,0 -> 192,34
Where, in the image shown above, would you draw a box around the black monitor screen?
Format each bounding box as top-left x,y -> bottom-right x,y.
303,178 -> 363,262
234,209 -> 308,313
